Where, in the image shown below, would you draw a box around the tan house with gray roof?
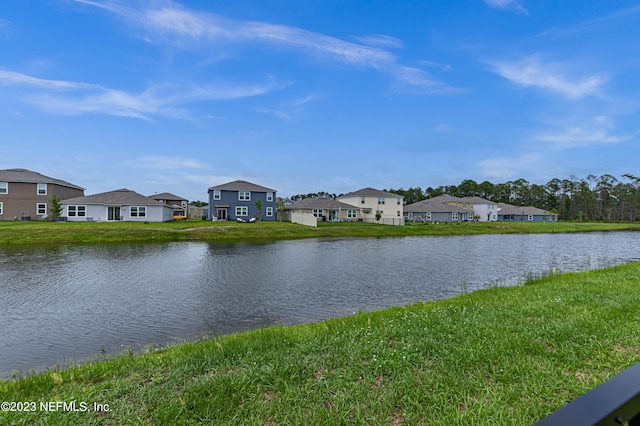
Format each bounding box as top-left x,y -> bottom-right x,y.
285,197 -> 363,223
61,189 -> 174,222
0,168 -> 84,220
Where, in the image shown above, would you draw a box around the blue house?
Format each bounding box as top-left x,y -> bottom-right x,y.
497,203 -> 558,222
208,180 -> 277,221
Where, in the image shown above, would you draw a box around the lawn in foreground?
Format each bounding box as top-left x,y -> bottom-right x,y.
1,263 -> 640,425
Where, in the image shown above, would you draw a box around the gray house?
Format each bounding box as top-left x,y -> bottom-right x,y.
208,180 -> 277,221
497,203 -> 558,222
62,189 -> 174,222
404,197 -> 474,223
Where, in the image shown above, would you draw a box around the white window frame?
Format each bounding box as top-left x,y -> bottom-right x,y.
312,209 -> 323,218
238,191 -> 251,201
528,214 -> 534,221
130,206 -> 147,218
213,190 -> 221,200
37,203 -> 47,215
266,192 -> 274,202
0,182 -> 7,194
452,212 -> 459,220
266,206 -> 273,217
68,205 -> 87,217
0,201 -> 3,215
361,197 -> 366,204
347,209 -> 356,218
426,212 -> 431,220
37,183 -> 47,195
397,198 -> 401,205
235,206 -> 248,216
397,211 -> 401,217
378,197 -> 385,205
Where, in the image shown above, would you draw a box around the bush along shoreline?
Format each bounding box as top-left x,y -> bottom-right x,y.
2,262 -> 640,424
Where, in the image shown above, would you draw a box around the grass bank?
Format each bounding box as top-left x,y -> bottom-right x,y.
2,263 -> 640,424
0,219 -> 638,245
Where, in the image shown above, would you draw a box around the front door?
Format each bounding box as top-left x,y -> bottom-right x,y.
217,208 -> 227,220
108,206 -> 121,221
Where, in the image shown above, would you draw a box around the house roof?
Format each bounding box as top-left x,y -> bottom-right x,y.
285,197 -> 361,210
339,187 -> 403,199
0,168 -> 84,190
405,198 -> 468,213
427,194 -> 464,204
62,189 -> 169,206
208,180 -> 276,193
151,192 -> 187,201
460,196 -> 495,205
497,203 -> 553,216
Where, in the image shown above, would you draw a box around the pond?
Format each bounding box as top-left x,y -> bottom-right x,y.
1,232 -> 638,377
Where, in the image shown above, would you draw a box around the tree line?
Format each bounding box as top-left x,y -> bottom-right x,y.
384,174 -> 640,222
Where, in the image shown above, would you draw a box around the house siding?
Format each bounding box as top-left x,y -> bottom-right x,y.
0,181 -> 84,220
208,187 -> 277,221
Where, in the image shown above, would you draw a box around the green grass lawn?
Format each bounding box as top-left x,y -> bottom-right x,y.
2,262 -> 640,425
0,219 -> 638,245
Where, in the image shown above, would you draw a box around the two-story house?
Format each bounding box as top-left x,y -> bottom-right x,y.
0,168 -> 84,220
208,180 -> 277,221
150,192 -> 188,219
338,188 -> 404,225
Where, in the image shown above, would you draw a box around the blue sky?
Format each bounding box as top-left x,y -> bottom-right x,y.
1,1 -> 639,202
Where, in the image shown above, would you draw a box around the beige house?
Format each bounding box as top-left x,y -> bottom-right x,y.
0,168 -> 84,220
338,188 -> 404,225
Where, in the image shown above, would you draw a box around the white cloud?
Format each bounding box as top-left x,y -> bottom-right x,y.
484,0 -> 528,14
534,127 -> 637,147
75,0 -> 456,94
491,55 -> 606,99
0,69 -> 285,120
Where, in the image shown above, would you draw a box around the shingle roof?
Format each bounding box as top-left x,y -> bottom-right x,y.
339,188 -> 403,199
405,198 -> 467,213
0,168 -> 84,190
62,189 -> 168,205
285,197 -> 361,210
151,192 -> 187,201
460,196 -> 495,204
208,180 -> 276,192
497,203 -> 553,215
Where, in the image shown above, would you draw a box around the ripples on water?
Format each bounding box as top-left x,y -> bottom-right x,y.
0,232 -> 638,376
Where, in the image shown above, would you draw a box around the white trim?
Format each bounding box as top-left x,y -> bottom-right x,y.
235,206 -> 248,216
0,182 -> 7,194
0,201 -> 3,215
238,191 -> 251,201
213,190 -> 221,200
37,183 -> 47,195
37,203 -> 47,215
266,206 -> 273,216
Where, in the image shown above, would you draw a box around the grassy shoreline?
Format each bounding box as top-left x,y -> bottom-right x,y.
0,219 -> 639,245
2,262 -> 640,424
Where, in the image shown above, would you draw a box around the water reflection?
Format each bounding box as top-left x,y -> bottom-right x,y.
0,232 -> 638,377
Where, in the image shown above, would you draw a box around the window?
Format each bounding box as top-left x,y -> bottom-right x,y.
376,210 -> 383,215
528,215 -> 534,221
68,205 -> 86,217
312,209 -> 323,218
397,211 -> 401,216
130,206 -> 147,218
37,183 -> 47,195
452,212 -> 459,220
266,192 -> 274,202
266,207 -> 273,217
37,203 -> 47,215
462,203 -> 467,209
213,190 -> 221,200
0,182 -> 7,194
468,213 -> 474,221
347,209 -> 356,218
378,197 -> 385,205
239,191 -> 251,201
425,212 -> 431,220
361,197 -> 366,204
235,206 -> 248,216
0,202 -> 3,215
397,198 -> 401,205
